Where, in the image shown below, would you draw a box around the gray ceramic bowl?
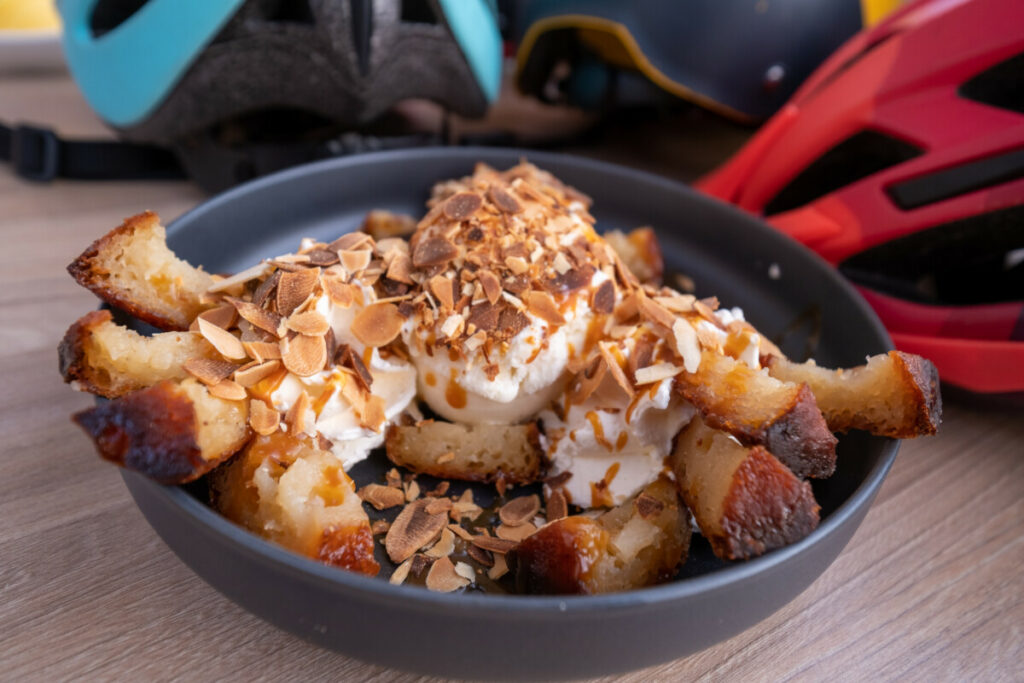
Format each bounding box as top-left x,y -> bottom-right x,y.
120,148 -> 897,680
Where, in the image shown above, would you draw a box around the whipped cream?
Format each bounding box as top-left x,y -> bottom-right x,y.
542,377 -> 694,508
698,306 -> 761,369
269,292 -> 416,469
407,270 -> 609,425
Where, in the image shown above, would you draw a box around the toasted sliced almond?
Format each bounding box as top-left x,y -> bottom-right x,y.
552,252 -> 573,275
477,269 -> 502,304
654,293 -> 696,313
386,252 -> 414,284
470,535 -> 518,555
359,483 -> 406,510
386,499 -> 449,563
230,298 -> 283,336
425,556 -> 470,592
243,340 -> 282,363
285,390 -> 310,434
454,561 -> 475,582
495,522 -> 537,542
672,318 -> 701,373
425,498 -> 452,515
428,275 -> 455,311
404,479 -> 421,503
249,399 -> 280,436
694,298 -> 720,324
425,528 -> 456,558
598,342 -> 635,398
412,236 -> 458,268
523,290 -> 565,326
323,277 -> 356,307
439,313 -> 464,339
637,291 -> 676,329
208,379 -> 247,401
193,304 -> 237,331
197,318 -> 246,359
448,523 -> 474,542
286,310 -> 330,336
361,394 -> 387,432
183,357 -> 238,386
487,186 -> 522,214
443,192 -> 483,220
281,333 -> 327,377
328,232 -> 373,252
389,558 -> 413,586
340,249 -> 372,273
351,302 -> 404,347
634,362 -> 684,385
505,255 -> 529,275
488,554 -> 509,580
591,279 -> 616,314
277,268 -> 320,316
207,262 -> 273,293
499,495 -> 541,527
371,519 -> 391,535
234,359 -> 282,387
546,488 -> 568,522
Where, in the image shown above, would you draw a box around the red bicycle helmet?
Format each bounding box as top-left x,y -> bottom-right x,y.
698,0 -> 1024,394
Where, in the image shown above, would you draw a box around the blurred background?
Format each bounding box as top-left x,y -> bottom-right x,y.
1,0 -> 1021,396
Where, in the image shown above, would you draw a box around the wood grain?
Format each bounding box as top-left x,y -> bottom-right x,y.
1,73 -> 1021,682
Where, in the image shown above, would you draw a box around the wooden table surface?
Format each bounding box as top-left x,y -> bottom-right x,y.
2,73 -> 1021,682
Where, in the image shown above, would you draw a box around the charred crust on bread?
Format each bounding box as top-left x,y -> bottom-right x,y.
715,446 -> 820,560
58,309 -> 111,393
317,524 -> 381,576
762,384 -> 838,478
894,351 -> 941,438
73,380 -> 207,484
508,516 -> 607,595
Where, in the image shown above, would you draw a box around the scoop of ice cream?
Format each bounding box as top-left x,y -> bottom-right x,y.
401,162 -> 625,425
540,329 -> 695,508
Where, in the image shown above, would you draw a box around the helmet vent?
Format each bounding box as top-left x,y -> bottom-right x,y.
401,0 -> 438,25
763,130 -> 923,216
839,204 -> 1024,306
959,51 -> 1024,115
89,0 -> 148,38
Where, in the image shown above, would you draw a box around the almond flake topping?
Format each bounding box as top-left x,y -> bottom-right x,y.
286,310 -> 330,336
634,362 -> 683,385
389,559 -> 413,586
504,255 -> 529,275
428,275 -> 455,310
412,235 -> 459,267
498,495 -> 541,527
673,318 -> 701,373
487,186 -> 522,214
546,488 -> 568,522
385,499 -> 448,563
598,341 -> 635,398
495,522 -> 537,542
277,268 -> 321,316
281,333 -> 327,377
358,483 -> 406,510
470,535 -> 518,555
183,357 -> 237,386
591,279 -> 615,314
351,302 -> 404,347
323,277 -> 356,307
208,378 -> 247,401
522,290 -> 565,326
194,304 -> 238,331
249,399 -> 280,435
206,262 -> 272,293
197,318 -> 246,359
424,528 -> 456,558
285,389 -> 310,434
340,249 -> 372,273
242,340 -> 282,363
230,298 -> 282,336
443,192 -> 483,220
425,556 -> 471,592
234,359 -> 282,387
636,291 -> 676,330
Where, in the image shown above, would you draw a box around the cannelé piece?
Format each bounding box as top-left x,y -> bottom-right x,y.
67,211 -> 214,330
765,351 -> 941,438
385,421 -> 544,484
73,378 -> 250,484
508,476 -> 689,594
59,309 -> 219,398
670,416 -> 820,561
210,432 -> 379,576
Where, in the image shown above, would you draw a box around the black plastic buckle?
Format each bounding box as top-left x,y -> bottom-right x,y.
11,125 -> 60,181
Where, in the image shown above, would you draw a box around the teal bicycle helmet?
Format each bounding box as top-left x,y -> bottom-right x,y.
54,0 -> 502,189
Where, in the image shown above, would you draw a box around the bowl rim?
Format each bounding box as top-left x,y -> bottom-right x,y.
152,146 -> 899,614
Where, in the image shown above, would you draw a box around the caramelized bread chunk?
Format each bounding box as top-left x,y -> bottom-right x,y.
59,309 -> 218,398
67,211 -> 213,330
210,432 -> 379,576
671,417 -> 820,561
604,227 -> 664,285
508,477 -> 689,594
385,421 -> 543,484
765,351 -> 941,438
73,378 -> 249,484
674,350 -> 837,478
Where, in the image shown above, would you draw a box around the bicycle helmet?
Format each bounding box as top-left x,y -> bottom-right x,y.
57,0 -> 502,189
698,0 -> 1024,394
512,0 -> 901,121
